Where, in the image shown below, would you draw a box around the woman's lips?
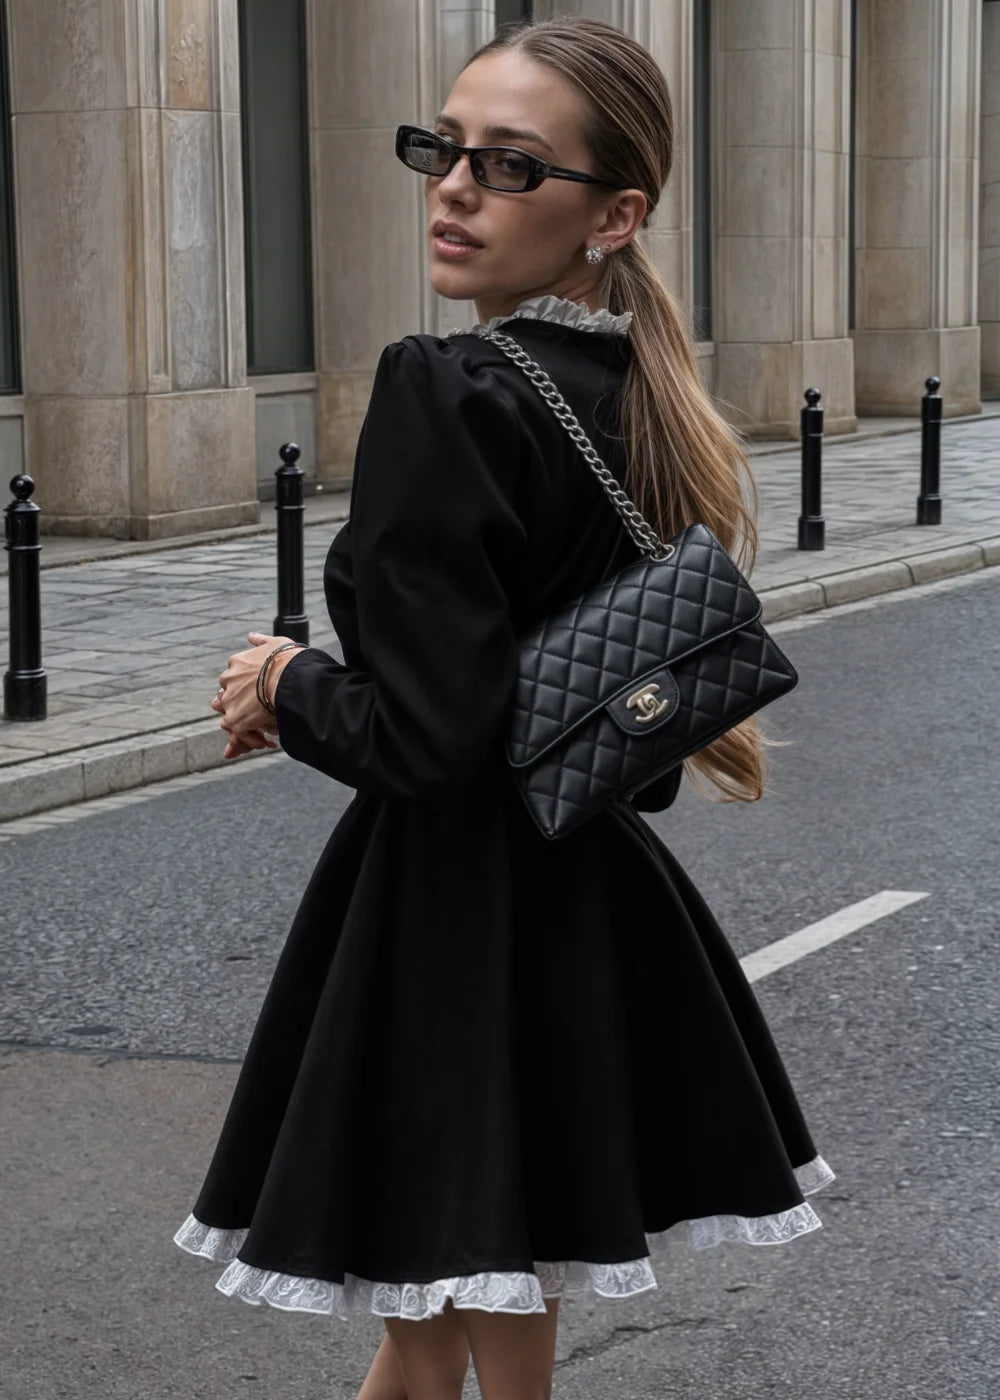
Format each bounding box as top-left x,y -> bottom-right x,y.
431,233 -> 483,260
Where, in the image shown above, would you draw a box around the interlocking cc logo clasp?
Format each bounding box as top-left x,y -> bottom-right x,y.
626,683 -> 670,725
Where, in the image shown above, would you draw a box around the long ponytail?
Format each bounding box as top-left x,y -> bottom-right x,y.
604,240 -> 766,801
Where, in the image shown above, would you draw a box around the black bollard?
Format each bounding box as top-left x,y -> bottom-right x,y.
916,376 -> 942,525
273,443 -> 309,645
797,388 -> 825,550
4,474 -> 47,721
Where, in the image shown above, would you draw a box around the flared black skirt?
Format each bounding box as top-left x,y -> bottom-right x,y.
174,768 -> 833,1319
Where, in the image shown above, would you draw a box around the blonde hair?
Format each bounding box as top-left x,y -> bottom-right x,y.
469,15 -> 766,802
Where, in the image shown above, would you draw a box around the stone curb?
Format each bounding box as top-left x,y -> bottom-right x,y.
0,719 -> 268,823
758,536 -> 1000,622
1,536 -> 998,823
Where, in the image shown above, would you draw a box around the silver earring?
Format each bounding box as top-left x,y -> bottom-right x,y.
585,244 -> 605,266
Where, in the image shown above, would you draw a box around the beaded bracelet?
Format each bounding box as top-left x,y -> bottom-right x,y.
256,642 -> 302,717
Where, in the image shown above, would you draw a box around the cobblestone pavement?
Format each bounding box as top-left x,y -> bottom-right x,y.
0,412 -> 997,780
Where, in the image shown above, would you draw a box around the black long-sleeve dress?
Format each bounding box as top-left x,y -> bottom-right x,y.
174,298 -> 833,1321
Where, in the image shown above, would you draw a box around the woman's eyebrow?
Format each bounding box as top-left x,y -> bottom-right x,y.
434,113 -> 556,155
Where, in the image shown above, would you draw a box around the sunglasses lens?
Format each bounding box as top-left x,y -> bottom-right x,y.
474,149 -> 534,191
400,129 -> 452,176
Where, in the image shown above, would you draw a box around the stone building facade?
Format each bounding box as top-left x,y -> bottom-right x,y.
0,0 -> 995,539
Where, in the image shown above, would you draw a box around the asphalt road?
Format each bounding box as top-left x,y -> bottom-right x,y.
2,569 -> 998,1400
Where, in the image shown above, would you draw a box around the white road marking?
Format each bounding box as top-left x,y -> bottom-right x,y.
740,890 -> 930,983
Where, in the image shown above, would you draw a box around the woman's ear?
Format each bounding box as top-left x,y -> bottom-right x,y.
593,188 -> 648,253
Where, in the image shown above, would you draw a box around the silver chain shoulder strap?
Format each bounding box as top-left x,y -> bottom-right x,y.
479,329 -> 674,562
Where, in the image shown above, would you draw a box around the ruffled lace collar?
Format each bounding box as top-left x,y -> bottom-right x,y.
455,293 -> 632,338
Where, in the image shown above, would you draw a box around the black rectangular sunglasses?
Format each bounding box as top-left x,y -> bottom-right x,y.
395,124 -> 618,194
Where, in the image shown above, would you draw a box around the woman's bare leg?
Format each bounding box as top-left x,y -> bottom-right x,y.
457,1296 -> 561,1400
355,1330 -> 412,1400
382,1300 -> 473,1400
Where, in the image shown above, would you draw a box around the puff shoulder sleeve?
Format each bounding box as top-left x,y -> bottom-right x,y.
273,336 -> 526,799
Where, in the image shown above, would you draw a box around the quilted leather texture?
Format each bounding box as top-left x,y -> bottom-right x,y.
507,525 -> 798,840
507,524 -> 761,767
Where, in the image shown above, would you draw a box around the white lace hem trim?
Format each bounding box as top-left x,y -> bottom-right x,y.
174,1156 -> 835,1321
454,292 -> 633,339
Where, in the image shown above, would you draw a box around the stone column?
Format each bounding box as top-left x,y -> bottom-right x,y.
854,0 -> 982,416
9,0 -> 256,539
981,1 -> 1000,396
713,0 -> 855,438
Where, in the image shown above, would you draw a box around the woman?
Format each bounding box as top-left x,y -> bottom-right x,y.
176,16 -> 833,1400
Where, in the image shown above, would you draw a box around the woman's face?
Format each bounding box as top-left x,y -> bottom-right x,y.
424,50 -> 644,321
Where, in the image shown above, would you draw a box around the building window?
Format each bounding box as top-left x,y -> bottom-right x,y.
0,0 -> 19,393
496,0 -> 531,31
692,0 -> 713,342
238,0 -> 314,375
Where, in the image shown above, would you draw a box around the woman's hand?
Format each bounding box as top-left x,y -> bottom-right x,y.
212,630 -> 306,760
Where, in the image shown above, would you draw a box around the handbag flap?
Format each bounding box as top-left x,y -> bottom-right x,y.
506,523 -> 761,769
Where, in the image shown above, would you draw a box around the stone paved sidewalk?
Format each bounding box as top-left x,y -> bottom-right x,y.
1,411 -> 997,818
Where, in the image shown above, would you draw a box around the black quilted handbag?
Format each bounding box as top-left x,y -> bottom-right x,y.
482,329 -> 799,841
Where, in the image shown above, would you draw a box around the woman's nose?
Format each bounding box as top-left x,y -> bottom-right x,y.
435,152 -> 480,203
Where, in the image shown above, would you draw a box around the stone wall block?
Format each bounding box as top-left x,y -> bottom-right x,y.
815,0 -> 849,58
982,178 -> 1000,251
218,0 -> 241,113
131,107 -> 170,395
255,392 -> 317,487
714,341 -> 792,435
642,229 -> 684,307
814,53 -> 844,154
141,387 -> 256,515
167,0 -> 216,111
981,251 -> 1000,320
854,330 -> 926,413
948,238 -> 976,329
8,0 -> 127,112
791,337 -> 855,432
855,326 -> 979,415
813,149 -> 845,237
314,127 -> 422,372
724,0 -> 795,52
25,395 -> 129,517
939,325 -> 981,412
220,110 -> 247,386
164,110 -> 224,391
864,60 -> 933,159
718,236 -> 794,342
0,418 -> 24,480
863,157 -> 931,248
127,0 -> 165,109
982,114 -> 1000,185
724,49 -> 795,149
869,0 -> 933,68
982,324 -> 1000,395
16,110 -> 129,395
722,146 -> 792,237
310,0 -> 418,129
985,4 -> 1000,116
317,370 -> 377,483
644,0 -> 686,237
856,247 -> 931,329
947,0 -> 976,160
811,236 -> 845,341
